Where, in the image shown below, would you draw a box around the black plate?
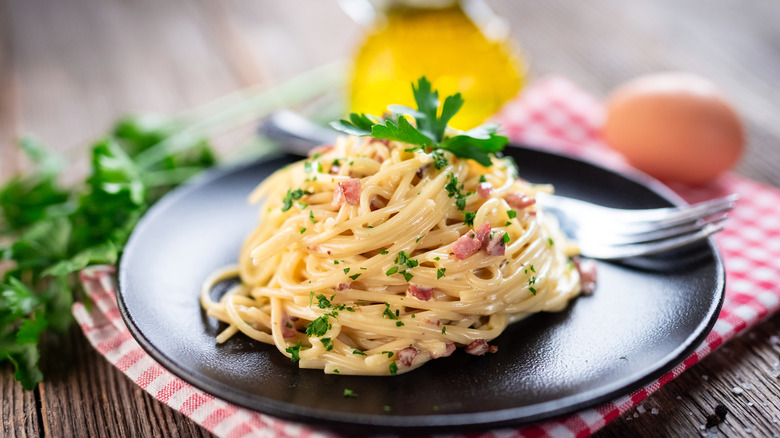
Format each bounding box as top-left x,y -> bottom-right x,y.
118,145 -> 724,434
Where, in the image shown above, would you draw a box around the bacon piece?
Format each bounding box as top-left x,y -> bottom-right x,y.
465,339 -> 490,356
485,230 -> 506,256
332,178 -> 361,206
309,145 -> 333,157
408,284 -> 434,301
477,182 -> 493,198
475,222 -> 491,248
573,256 -> 598,295
452,231 -> 482,260
505,192 -> 536,210
431,342 -> 456,359
334,282 -> 351,291
398,347 -> 419,367
488,345 -> 499,354
280,311 -> 297,338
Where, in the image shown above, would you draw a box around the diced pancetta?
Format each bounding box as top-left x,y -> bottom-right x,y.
477,182 -> 493,198
505,192 -> 536,210
475,222 -> 491,248
485,231 -> 506,256
332,178 -> 361,206
281,311 -> 297,338
408,284 -> 434,301
452,231 -> 482,260
574,256 -> 598,295
465,339 -> 490,356
334,282 -> 351,291
398,347 -> 419,367
431,342 -> 456,359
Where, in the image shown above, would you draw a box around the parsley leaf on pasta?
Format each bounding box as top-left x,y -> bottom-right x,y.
329,77 -> 508,167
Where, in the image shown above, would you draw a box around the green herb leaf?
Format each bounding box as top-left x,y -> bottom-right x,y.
305,315 -> 331,337
352,349 -> 367,356
285,342 -> 302,362
389,361 -> 398,375
329,113 -> 377,136
463,212 -> 476,227
438,133 -> 507,167
385,266 -> 399,276
437,268 -> 446,279
371,116 -> 433,147
321,337 -> 334,351
343,388 -> 357,398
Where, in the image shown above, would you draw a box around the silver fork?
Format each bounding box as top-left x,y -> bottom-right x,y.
260,110 -> 738,260
536,193 -> 738,259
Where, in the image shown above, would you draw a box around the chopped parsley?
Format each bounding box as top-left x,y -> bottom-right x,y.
479,175 -> 487,183
382,303 -> 398,320
343,388 -> 357,398
285,342 -> 303,362
502,233 -> 511,244
380,250 -> 389,255
445,174 -> 460,198
396,321 -> 405,327
432,150 -> 448,170
386,266 -> 399,276
353,349 -> 367,356
395,251 -> 409,266
343,268 -> 350,274
416,235 -> 424,242
305,315 -> 331,337
401,271 -> 413,282
333,368 -> 340,374
382,351 -> 394,358
281,188 -> 310,212
309,210 -> 316,224
505,221 -> 512,226
389,361 -> 398,375
548,237 -> 555,246
383,405 -> 392,413
437,268 -> 446,279
406,259 -> 419,269
529,286 -> 537,295
507,209 -> 517,219
441,326 -> 447,335
299,227 -> 306,234
530,264 -> 536,273
463,211 -> 476,227
285,322 -> 293,329
349,273 -> 361,280
316,294 -> 331,309
321,337 -> 334,351
433,256 -> 440,261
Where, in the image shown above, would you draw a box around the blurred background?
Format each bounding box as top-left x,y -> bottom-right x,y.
1,0 -> 778,185
2,1 -> 780,437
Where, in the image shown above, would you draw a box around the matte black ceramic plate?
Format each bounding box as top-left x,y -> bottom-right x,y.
118,145 -> 724,434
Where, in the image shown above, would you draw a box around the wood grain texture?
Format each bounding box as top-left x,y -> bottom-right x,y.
0,0 -> 779,437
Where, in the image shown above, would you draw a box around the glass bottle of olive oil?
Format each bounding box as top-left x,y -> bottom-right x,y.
348,0 -> 525,129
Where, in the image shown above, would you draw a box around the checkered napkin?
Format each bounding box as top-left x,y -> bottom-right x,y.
72,77 -> 780,437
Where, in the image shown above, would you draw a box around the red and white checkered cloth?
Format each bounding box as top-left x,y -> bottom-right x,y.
73,77 -> 780,437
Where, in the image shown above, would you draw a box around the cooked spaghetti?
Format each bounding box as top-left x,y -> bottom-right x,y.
200,134 -> 585,376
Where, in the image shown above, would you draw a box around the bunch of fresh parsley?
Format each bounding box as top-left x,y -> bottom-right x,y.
0,117 -> 215,389
330,77 -> 508,166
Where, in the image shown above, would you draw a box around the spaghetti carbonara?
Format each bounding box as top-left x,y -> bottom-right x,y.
201,135 -> 586,376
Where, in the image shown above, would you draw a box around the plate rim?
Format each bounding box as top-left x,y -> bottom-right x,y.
117,144 -> 725,432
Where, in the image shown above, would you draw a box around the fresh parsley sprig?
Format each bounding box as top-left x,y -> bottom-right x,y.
330,77 -> 508,166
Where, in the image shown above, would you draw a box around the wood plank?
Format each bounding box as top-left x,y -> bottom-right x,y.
1,366 -> 40,438
596,312 -> 780,437
37,325 -> 214,437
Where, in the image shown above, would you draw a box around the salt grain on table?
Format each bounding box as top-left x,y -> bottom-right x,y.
741,382 -> 754,390
651,408 -> 659,415
732,386 -> 744,394
637,405 -> 646,414
702,375 -> 709,381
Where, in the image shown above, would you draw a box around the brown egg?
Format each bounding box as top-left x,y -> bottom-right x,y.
603,72 -> 744,185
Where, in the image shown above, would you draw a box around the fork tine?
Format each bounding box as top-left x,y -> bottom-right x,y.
580,215 -> 728,246
609,194 -> 739,227
578,223 -> 723,260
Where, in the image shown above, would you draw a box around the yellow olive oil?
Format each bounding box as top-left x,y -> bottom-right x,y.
349,2 -> 525,129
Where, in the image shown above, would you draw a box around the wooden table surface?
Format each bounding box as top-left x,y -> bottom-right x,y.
2,1 -> 779,436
